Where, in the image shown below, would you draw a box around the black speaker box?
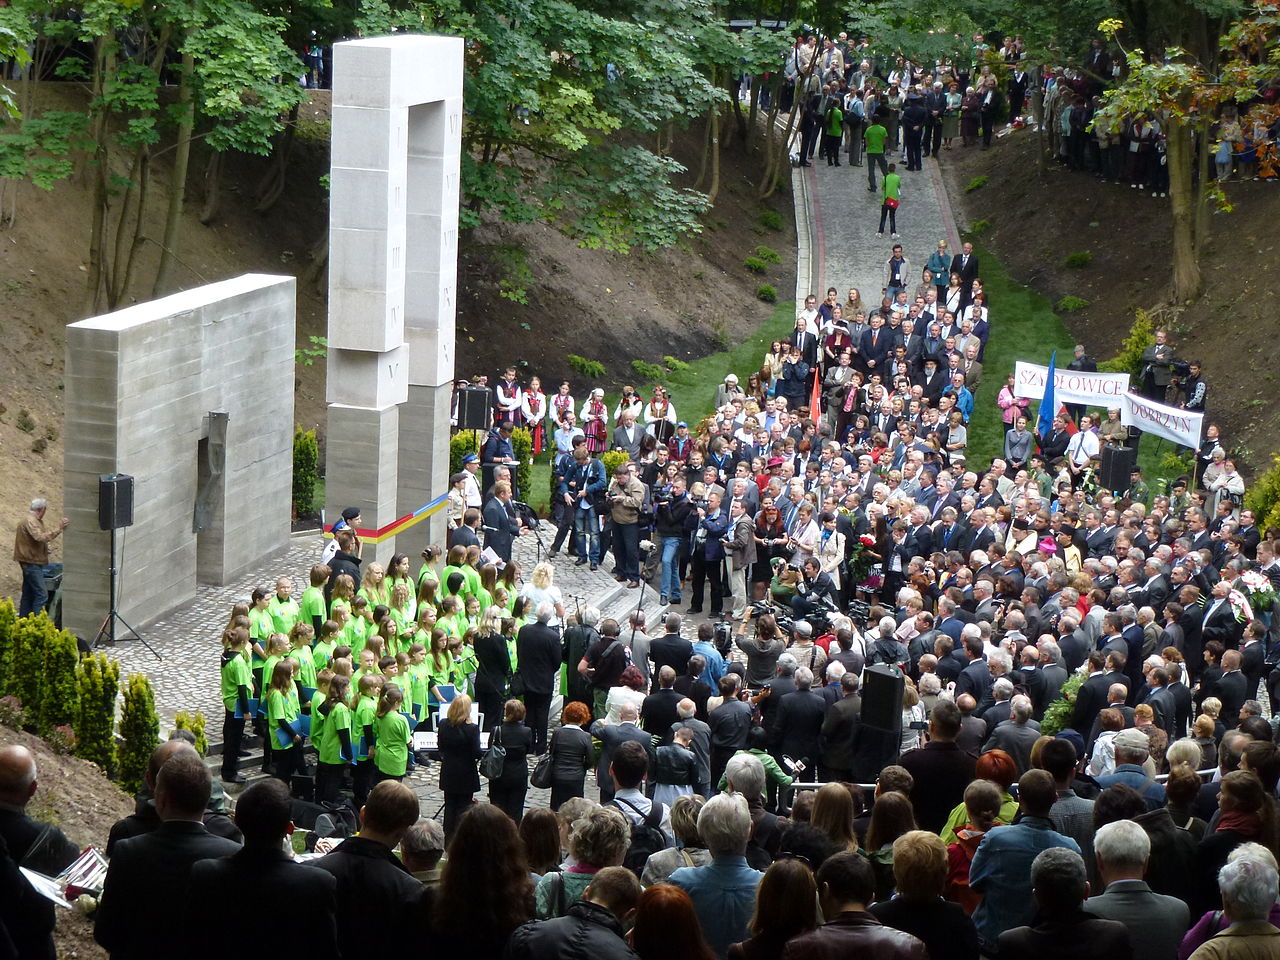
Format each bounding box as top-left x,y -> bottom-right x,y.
1100,445 -> 1137,492
455,385 -> 492,431
98,473 -> 135,530
861,664 -> 906,732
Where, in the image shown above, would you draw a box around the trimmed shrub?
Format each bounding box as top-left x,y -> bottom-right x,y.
631,359 -> 666,382
965,176 -> 988,192
449,430 -> 481,475
601,450 -> 630,478
46,725 -> 77,756
510,427 -> 533,503
753,245 -> 781,264
757,284 -> 778,303
37,622 -> 80,735
662,356 -> 689,372
7,614 -> 47,722
1098,307 -> 1155,378
0,598 -> 15,695
567,354 -> 605,379
292,425 -> 319,517
1244,455 -> 1280,531
118,673 -> 159,795
743,256 -> 768,274
1056,295 -> 1091,313
76,654 -> 120,776
1064,251 -> 1093,269
173,710 -> 209,756
758,209 -> 784,231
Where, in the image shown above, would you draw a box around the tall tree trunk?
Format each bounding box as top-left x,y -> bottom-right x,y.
153,49 -> 195,297
255,101 -> 300,213
199,151 -> 222,225
1166,122 -> 1201,303
1193,117 -> 1212,260
707,97 -> 722,205
694,114 -> 712,191
85,37 -> 114,315
746,75 -> 761,152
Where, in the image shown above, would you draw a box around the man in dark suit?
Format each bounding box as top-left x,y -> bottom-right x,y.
1143,667 -> 1179,741
589,703 -> 653,802
1072,653 -> 1129,742
1200,580 -> 1241,650
515,603 -> 565,753
96,751 -> 242,959
819,674 -> 863,782
950,242 -> 980,284
984,696 -> 1042,773
860,315 -> 891,375
1240,621 -> 1268,703
1083,819 -> 1190,960
1167,660 -> 1194,740
998,848 -> 1131,960
0,745 -> 81,877
954,634 -> 993,703
640,666 -> 683,744
312,781 -> 424,960
1216,649 -> 1249,728
482,479 -> 522,563
899,701 -> 977,832
771,667 -> 827,780
1037,417 -> 1071,461
649,615 -> 694,682
188,780 -> 339,960
452,509 -> 482,549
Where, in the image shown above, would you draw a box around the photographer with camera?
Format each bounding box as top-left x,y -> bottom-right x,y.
791,557 -> 838,621
688,490 -> 731,617
654,476 -> 693,606
605,464 -> 646,588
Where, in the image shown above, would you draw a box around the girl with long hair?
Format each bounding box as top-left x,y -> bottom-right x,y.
371,683 -> 411,783
631,884 -> 716,960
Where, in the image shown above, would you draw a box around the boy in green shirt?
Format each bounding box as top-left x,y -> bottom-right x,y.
865,116 -> 889,190
300,565 -> 330,637
267,576 -> 300,635
219,629 -> 253,783
823,100 -> 844,166
878,163 -> 902,238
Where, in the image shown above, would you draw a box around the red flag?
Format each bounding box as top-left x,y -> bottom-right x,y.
809,367 -> 822,421
1061,404 -> 1079,435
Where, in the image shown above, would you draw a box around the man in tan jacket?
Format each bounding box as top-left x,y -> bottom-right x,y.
726,499 -> 757,620
607,466 -> 646,588
13,498 -> 68,617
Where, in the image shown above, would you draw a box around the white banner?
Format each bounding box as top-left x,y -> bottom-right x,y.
1120,392 -> 1203,447
1013,361 -> 1130,406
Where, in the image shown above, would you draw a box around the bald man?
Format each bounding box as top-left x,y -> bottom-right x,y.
107,740 -> 241,856
0,744 -> 80,876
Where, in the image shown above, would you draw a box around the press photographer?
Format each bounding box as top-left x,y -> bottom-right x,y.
605,464 -> 646,588
790,557 -> 838,620
687,490 -> 730,616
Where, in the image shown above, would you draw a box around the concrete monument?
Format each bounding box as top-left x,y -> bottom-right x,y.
324,35 -> 463,563
62,274 -> 296,641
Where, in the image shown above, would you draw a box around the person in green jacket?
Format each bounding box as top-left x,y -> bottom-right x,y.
878,163 -> 902,238
865,115 -> 889,189
823,98 -> 845,166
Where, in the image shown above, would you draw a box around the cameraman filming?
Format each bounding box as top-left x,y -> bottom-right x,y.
655,477 -> 693,607
790,557 -> 837,620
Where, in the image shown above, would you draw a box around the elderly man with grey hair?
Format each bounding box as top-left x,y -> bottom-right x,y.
401,819 -> 446,885
998,847 -> 1132,958
671,698 -> 711,797
1083,820 -> 1189,960
1186,854 -> 1280,960
668,793 -> 764,958
772,666 -> 825,783
13,496 -> 69,617
516,601 -> 567,753
984,694 -> 1042,773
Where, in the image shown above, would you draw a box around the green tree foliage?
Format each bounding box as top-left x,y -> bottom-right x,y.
1244,455 -> 1280,531
1098,307 -> 1155,378
118,673 -> 160,795
293,426 -> 319,517
5,614 -> 48,722
510,426 -> 533,501
37,623 -> 80,735
76,653 -> 120,776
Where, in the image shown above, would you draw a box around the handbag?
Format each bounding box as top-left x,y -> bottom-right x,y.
885,196 -> 899,209
531,750 -> 553,789
480,725 -> 506,779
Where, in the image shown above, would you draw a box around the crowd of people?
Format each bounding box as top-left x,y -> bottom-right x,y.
5,27 -> 1280,960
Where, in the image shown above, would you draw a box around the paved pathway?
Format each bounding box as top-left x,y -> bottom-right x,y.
802,145 -> 961,305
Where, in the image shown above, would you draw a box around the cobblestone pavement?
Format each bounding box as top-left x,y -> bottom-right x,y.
805,143 -> 961,305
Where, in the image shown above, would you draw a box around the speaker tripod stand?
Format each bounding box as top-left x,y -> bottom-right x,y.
93,524 -> 162,660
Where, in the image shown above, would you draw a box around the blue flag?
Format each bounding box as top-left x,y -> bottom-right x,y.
1036,350 -> 1058,438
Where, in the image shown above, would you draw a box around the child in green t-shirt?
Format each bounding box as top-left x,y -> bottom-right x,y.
313,619 -> 340,672
450,632 -> 478,698
352,673 -> 384,807
315,674 -> 353,804
266,659 -> 304,780
389,581 -> 416,642
300,564 -> 330,637
248,586 -> 273,667
329,573 -> 357,620
267,576 -> 300,636
371,684 -> 411,782
219,628 -> 253,783
288,623 -> 318,690
864,118 -> 889,190
259,633 -> 290,699
426,628 -> 455,705
416,544 -> 443,591
407,643 -> 430,722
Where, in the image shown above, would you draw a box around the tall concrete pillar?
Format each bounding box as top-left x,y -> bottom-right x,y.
326,36 -> 463,565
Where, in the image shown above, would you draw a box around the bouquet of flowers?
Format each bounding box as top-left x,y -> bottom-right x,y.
1227,588 -> 1255,624
1240,570 -> 1276,613
847,533 -> 880,590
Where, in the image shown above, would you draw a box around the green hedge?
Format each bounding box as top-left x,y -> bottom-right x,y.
118,673 -> 159,795
293,426 -> 319,517
511,427 -> 533,500
76,653 -> 120,776
37,623 -> 80,736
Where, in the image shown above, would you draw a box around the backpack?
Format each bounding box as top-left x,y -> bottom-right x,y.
609,797 -> 667,878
